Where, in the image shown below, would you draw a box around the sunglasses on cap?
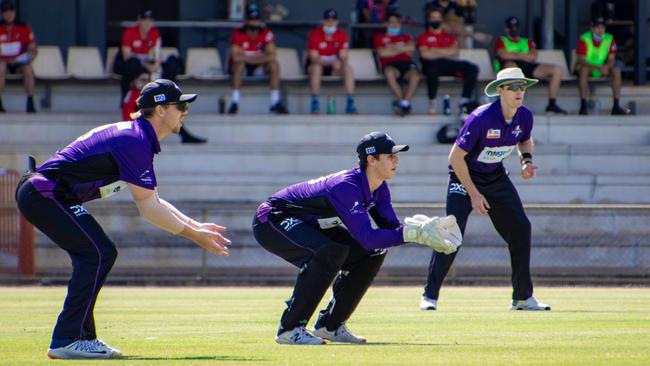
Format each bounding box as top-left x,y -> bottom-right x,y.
502,82 -> 527,92
167,102 -> 189,112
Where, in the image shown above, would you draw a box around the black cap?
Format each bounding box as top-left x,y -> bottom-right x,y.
591,16 -> 606,26
245,3 -> 261,20
1,0 -> 15,12
323,8 -> 338,20
138,9 -> 154,19
357,131 -> 409,158
137,79 -> 197,108
505,16 -> 519,27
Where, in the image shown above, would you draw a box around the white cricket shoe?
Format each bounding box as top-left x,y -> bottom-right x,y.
275,326 -> 326,345
312,324 -> 366,344
47,339 -> 122,359
511,296 -> 551,311
420,296 -> 437,311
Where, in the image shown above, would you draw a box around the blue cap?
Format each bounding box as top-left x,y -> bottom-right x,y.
138,79 -> 197,108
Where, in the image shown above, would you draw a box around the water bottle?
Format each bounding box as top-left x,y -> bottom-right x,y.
218,96 -> 226,114
443,94 -> 451,115
327,95 -> 336,114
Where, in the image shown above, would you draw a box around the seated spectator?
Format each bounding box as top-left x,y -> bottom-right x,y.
374,12 -> 419,116
114,10 -> 182,100
575,16 -> 629,115
228,3 -> 287,115
355,0 -> 400,48
417,7 -> 478,115
0,0 -> 36,113
121,73 -> 207,143
495,16 -> 567,114
424,0 -> 491,48
307,9 -> 358,115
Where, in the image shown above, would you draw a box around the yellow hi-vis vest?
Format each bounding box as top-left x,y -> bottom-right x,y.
579,31 -> 613,78
494,36 -> 529,71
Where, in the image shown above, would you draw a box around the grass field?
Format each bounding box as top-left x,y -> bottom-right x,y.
1,286 -> 649,365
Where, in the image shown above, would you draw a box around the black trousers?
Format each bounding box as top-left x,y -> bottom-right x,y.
424,168 -> 533,301
421,58 -> 479,100
15,174 -> 117,343
114,54 -> 183,99
252,212 -> 385,334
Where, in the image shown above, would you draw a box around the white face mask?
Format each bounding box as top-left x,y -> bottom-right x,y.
323,25 -> 336,35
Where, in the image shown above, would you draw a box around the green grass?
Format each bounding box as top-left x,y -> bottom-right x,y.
1,286 -> 649,365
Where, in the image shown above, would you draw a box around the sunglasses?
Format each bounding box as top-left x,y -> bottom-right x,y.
167,102 -> 189,112
501,82 -> 528,92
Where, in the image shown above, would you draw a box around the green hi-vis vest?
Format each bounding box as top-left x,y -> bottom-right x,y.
579,31 -> 613,78
494,36 -> 529,71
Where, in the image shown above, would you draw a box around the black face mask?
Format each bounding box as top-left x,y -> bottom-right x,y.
428,21 -> 442,30
507,27 -> 519,38
245,25 -> 262,33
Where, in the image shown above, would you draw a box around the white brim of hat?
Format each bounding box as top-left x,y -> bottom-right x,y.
179,94 -> 198,103
392,145 -> 409,153
484,77 -> 538,97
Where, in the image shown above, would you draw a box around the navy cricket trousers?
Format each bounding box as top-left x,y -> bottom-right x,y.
252,211 -> 385,334
424,167 -> 533,301
15,174 -> 117,344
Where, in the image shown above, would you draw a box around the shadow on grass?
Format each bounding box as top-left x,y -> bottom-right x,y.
121,355 -> 266,361
329,342 -> 474,347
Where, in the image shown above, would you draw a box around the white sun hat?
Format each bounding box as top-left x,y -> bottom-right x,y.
484,67 -> 538,97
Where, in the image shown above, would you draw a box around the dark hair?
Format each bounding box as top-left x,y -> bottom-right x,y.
358,154 -> 378,171
130,106 -> 156,120
426,6 -> 443,20
387,12 -> 401,20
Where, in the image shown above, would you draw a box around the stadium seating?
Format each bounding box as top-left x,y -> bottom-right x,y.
458,48 -> 495,81
179,47 -> 228,80
347,49 -> 383,81
105,46 -> 120,79
536,49 -> 573,81
276,47 -> 306,81
32,46 -> 70,80
66,47 -> 108,80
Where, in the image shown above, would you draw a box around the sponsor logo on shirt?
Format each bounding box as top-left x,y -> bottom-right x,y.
448,182 -> 467,196
280,217 -> 302,231
477,145 -> 516,164
139,170 -> 153,184
153,94 -> 166,103
99,181 -> 127,199
486,129 -> 501,139
512,125 -> 523,138
458,130 -> 470,145
70,204 -> 89,217
350,201 -> 367,215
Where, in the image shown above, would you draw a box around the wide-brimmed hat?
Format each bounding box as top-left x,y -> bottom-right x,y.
484,67 -> 538,97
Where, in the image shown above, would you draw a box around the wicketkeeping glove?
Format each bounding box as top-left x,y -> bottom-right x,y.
403,214 -> 462,254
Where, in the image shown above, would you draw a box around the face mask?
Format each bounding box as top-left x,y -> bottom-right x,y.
428,21 -> 441,30
592,33 -> 603,42
387,27 -> 401,36
323,25 -> 336,35
245,25 -> 262,33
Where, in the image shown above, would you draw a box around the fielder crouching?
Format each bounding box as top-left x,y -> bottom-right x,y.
252,131 -> 461,345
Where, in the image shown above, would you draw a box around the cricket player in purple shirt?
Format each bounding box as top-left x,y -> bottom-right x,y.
15,79 -> 231,359
253,131 -> 463,345
422,68 -> 551,312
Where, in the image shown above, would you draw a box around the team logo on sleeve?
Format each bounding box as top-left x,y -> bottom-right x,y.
350,201 -> 367,215
512,125 -> 523,138
486,129 -> 501,139
139,170 -> 153,184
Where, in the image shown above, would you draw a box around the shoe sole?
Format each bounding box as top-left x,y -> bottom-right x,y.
510,306 -> 551,311
275,338 -> 326,345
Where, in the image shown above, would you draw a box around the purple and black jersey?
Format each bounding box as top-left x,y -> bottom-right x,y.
256,168 -> 404,250
36,117 -> 160,202
453,101 -> 533,174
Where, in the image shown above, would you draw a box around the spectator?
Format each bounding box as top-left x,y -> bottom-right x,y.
495,16 -> 567,115
307,9 -> 358,115
355,0 -> 400,48
417,7 -> 478,115
0,0 -> 36,113
424,0 -> 491,48
115,10 -> 182,100
374,12 -> 419,116
228,3 -> 287,115
575,16 -> 629,115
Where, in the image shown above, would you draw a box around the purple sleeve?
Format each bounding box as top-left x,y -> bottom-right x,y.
112,136 -> 157,189
520,111 -> 533,142
370,184 -> 401,229
329,181 -> 404,250
455,113 -> 482,153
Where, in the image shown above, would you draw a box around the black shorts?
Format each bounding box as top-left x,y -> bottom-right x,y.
382,61 -> 418,79
305,58 -> 334,76
228,62 -> 265,76
510,60 -> 539,78
6,61 -> 29,74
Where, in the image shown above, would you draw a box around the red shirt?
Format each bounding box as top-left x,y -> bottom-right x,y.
122,88 -> 140,121
416,29 -> 457,49
576,35 -> 617,57
374,33 -> 413,66
307,27 -> 349,64
230,27 -> 275,57
121,26 -> 160,58
0,23 -> 35,61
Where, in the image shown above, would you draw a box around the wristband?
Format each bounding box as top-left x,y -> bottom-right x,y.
520,152 -> 533,165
